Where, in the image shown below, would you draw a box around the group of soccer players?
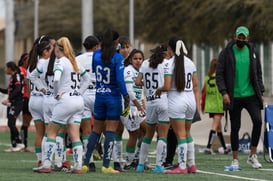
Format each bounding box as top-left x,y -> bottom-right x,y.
2,28 -> 199,175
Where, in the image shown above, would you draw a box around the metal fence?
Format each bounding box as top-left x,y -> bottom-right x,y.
192,42 -> 273,96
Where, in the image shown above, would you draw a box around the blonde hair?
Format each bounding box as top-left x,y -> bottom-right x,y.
56,37 -> 79,73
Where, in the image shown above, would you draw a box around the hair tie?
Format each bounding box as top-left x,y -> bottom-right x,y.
175,40 -> 188,56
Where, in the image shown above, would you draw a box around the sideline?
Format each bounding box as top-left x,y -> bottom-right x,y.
197,169 -> 270,181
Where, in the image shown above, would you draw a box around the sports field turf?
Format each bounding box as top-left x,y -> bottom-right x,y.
0,131 -> 272,181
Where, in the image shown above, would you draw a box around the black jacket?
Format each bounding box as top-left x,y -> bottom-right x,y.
216,41 -> 264,110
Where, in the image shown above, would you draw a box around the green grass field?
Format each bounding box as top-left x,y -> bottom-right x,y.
0,130 -> 272,181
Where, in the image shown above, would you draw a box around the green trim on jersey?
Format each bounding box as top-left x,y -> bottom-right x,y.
54,68 -> 63,73
125,80 -> 134,83
80,70 -> 87,76
232,45 -> 255,98
164,74 -> 172,76
36,67 -> 43,74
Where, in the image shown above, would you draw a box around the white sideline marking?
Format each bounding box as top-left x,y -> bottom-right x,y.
259,168 -> 273,171
197,169 -> 270,181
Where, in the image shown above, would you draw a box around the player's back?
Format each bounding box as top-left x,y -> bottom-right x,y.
92,50 -> 125,97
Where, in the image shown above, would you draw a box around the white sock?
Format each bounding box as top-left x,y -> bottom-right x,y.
187,139 -> 195,166
72,141 -> 83,170
177,140 -> 187,169
139,141 -> 150,165
125,151 -> 135,165
41,135 -> 47,163
113,140 -> 122,162
156,139 -> 167,166
54,135 -> 64,167
43,138 -> 56,168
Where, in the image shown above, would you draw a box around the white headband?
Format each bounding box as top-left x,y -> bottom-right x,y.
175,40 -> 188,56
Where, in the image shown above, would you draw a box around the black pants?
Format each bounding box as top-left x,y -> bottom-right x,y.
229,95 -> 262,151
7,100 -> 23,147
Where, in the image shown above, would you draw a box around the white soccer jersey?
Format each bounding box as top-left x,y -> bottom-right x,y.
164,56 -> 197,119
27,58 -> 48,121
54,57 -> 86,96
138,59 -> 169,124
27,59 -> 48,96
163,56 -> 196,91
52,56 -> 88,125
124,64 -> 143,106
76,52 -> 96,117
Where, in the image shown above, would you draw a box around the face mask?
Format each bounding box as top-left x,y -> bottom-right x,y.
236,40 -> 245,48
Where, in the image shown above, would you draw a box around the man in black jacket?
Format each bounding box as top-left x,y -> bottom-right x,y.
216,26 -> 264,169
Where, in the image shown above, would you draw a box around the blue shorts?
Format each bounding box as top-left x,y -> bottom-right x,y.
94,95 -> 122,121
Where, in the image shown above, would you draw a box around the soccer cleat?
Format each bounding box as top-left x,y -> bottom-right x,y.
231,159 -> 240,169
37,160 -> 42,167
187,165 -> 197,173
204,148 -> 215,155
144,161 -> 153,170
114,162 -> 124,172
224,148 -> 231,154
247,154 -> 262,168
62,161 -> 71,169
162,162 -> 174,170
89,162 -> 96,172
66,168 -> 83,174
224,159 -> 241,171
4,144 -> 25,152
101,166 -> 120,174
136,164 -> 144,173
153,165 -> 166,173
33,166 -> 52,173
165,166 -> 188,174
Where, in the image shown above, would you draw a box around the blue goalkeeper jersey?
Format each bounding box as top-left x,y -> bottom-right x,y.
92,50 -> 127,97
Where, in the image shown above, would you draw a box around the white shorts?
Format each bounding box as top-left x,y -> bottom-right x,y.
82,91 -> 95,120
29,95 -> 44,122
146,96 -> 169,125
168,91 -> 196,120
43,95 -> 56,125
120,106 -> 145,132
51,93 -> 84,126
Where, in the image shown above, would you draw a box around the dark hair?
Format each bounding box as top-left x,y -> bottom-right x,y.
124,49 -> 144,67
208,58 -> 217,77
101,29 -> 119,64
149,44 -> 166,69
168,36 -> 185,92
28,35 -> 51,72
18,53 -> 29,67
6,61 -> 20,73
83,35 -> 99,50
119,36 -> 130,47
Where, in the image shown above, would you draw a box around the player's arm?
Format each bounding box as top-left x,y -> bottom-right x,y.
28,65 -> 46,94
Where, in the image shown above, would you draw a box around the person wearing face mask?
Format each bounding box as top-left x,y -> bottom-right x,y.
216,26 -> 264,170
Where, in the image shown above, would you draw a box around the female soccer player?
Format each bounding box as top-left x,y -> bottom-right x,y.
83,29 -> 129,174
156,37 -> 200,174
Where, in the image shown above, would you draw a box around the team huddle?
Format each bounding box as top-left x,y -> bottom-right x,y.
1,28 -> 200,174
